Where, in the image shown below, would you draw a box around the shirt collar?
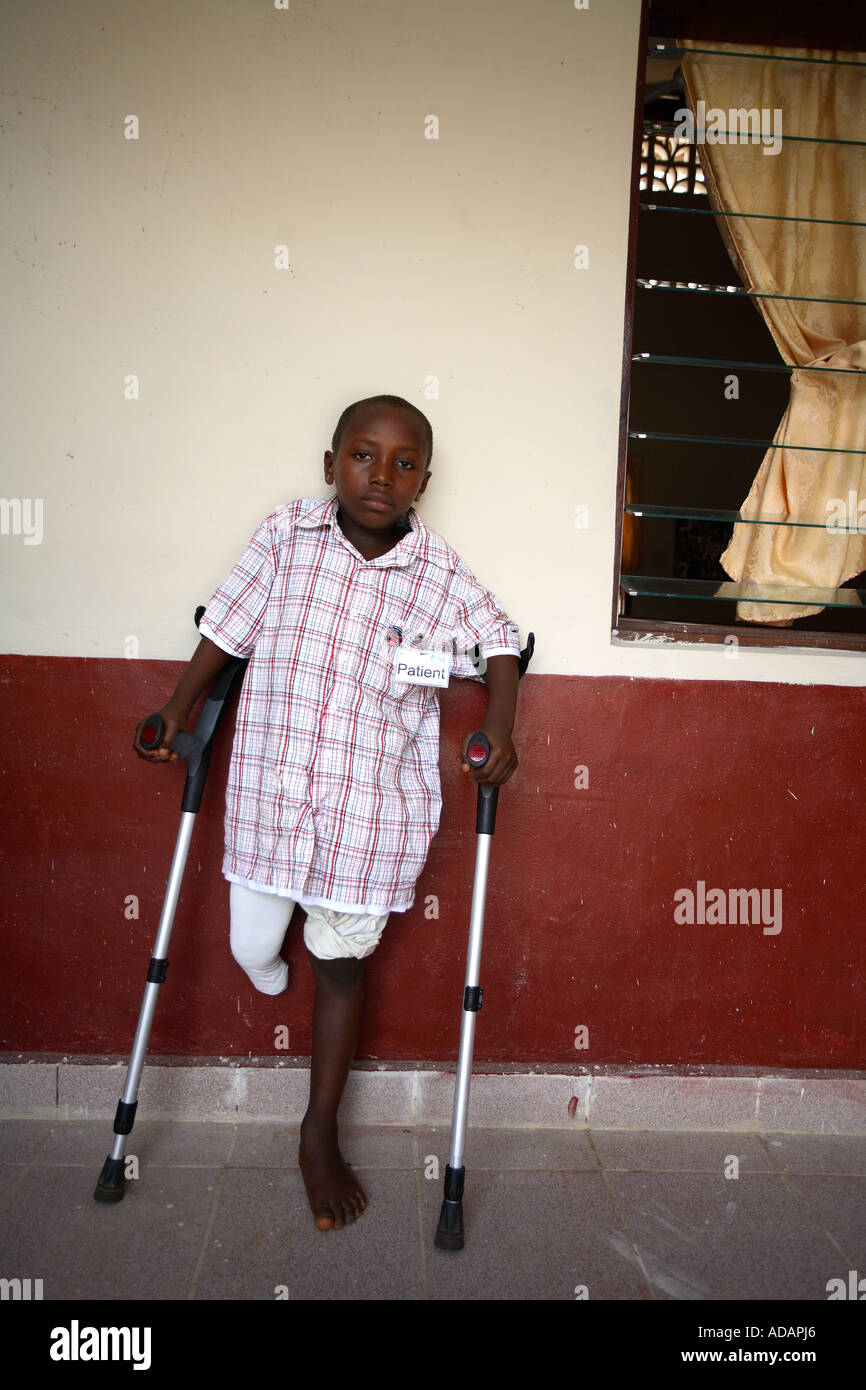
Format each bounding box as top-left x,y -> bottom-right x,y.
295,494 -> 426,568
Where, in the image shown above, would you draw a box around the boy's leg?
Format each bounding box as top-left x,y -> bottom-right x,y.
229,882 -> 293,994
300,952 -> 367,1230
298,907 -> 389,1231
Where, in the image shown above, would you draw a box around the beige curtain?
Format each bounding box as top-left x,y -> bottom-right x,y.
680,42 -> 866,623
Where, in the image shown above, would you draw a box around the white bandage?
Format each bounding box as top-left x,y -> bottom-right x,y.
302,905 -> 390,961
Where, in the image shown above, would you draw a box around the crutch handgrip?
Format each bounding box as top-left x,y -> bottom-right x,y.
465,730 -> 490,766
476,783 -> 498,835
462,730 -> 498,832
137,645 -> 247,816
139,713 -> 199,762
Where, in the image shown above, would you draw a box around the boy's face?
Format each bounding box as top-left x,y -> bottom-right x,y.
324,404 -> 431,536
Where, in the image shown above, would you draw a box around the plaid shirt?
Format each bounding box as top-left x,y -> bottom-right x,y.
199,496 -> 522,913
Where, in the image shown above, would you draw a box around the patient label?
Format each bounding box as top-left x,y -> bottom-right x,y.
392,647 -> 451,688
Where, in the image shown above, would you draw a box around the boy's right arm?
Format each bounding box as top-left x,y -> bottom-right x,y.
133,635 -> 233,762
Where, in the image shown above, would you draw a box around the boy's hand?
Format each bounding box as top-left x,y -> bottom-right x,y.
132,636 -> 234,764
460,721 -> 517,786
133,703 -> 186,762
461,652 -> 520,785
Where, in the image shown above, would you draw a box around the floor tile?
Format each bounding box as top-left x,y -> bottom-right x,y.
761,1133 -> 866,1176
417,1124 -> 600,1171
1,1119 -> 863,1301
423,1169 -> 650,1300
783,1176 -> 866,1271
0,1119 -> 54,1163
228,1121 -> 417,1170
37,1119 -> 238,1169
0,1163 -> 222,1300
606,1171 -> 841,1301
591,1130 -> 774,1173
192,1167 -> 424,1300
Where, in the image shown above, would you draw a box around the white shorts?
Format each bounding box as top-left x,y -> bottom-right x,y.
229,881 -> 390,993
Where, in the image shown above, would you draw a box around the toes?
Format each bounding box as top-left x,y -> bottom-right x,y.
347,1184 -> 365,1215
314,1195 -> 364,1229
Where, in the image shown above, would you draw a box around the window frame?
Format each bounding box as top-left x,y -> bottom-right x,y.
611,0 -> 866,652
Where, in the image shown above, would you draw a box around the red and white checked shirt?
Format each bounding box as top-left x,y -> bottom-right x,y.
198,495 -> 522,914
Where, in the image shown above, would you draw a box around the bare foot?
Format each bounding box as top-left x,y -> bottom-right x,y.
299,1118 -> 367,1230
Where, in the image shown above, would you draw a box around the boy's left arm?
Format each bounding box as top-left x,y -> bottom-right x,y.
459,653 -> 520,786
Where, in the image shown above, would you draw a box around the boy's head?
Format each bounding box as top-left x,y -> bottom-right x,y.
324,396 -> 433,536
330,395 -> 433,469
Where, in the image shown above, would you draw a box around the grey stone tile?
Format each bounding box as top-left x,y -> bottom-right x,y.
37,1119 -> 238,1168
784,1177 -> 866,1273
0,1117 -> 861,1303
0,1063 -> 57,1115
757,1079 -> 866,1135
6,1065 -> 865,1133
231,1065 -> 417,1123
588,1076 -> 760,1130
228,1121 -> 416,1170
591,1131 -> 774,1173
423,1170 -> 650,1300
56,1062 -> 128,1118
235,1065 -> 311,1121
418,1071 -> 590,1128
606,1171 -> 840,1300
0,1119 -> 54,1163
136,1066 -> 239,1120
223,1121 -> 301,1169
339,1070 -> 416,1126
232,1061 -> 419,1117
416,1124 -> 599,1172
761,1133 -> 866,1176
324,1123 -> 418,1170
0,1164 -> 31,1205
192,1166 -> 423,1300
58,1064 -> 238,1121
0,1163 -> 222,1300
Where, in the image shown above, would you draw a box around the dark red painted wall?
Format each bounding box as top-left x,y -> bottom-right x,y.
2,656 -> 864,1068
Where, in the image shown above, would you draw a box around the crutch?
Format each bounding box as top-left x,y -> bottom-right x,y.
93,608 -> 247,1203
434,631 -> 534,1250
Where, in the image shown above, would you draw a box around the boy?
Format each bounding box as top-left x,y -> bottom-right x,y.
134,395 -> 523,1230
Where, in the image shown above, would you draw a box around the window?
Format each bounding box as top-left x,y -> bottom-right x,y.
613,1 -> 866,650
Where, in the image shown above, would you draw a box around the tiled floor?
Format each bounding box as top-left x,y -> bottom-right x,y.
1,1119 -> 864,1301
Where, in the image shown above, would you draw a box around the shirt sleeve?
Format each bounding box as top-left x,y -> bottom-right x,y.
449,558 -> 522,683
198,514 -> 279,659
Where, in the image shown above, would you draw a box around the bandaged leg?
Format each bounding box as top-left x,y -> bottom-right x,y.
229,881 -> 294,994
302,905 -> 390,961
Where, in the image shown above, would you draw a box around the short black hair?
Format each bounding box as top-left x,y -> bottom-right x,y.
330,395 -> 433,467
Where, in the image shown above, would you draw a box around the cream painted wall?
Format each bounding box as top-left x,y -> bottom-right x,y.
2,0 -> 862,684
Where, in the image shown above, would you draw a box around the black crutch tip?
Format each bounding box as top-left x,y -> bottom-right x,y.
93,1155 -> 126,1203
434,1197 -> 465,1251
93,1186 -> 124,1204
